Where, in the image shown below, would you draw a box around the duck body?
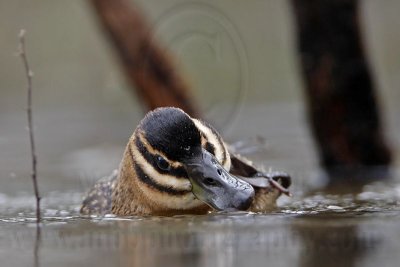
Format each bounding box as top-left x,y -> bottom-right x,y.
81,107 -> 291,216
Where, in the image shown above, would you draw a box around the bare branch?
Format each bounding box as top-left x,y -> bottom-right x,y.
18,29 -> 41,223
90,0 -> 200,117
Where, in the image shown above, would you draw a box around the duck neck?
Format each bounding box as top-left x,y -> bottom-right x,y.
111,143 -> 153,215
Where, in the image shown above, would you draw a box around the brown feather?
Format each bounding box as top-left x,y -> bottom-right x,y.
80,108 -> 290,216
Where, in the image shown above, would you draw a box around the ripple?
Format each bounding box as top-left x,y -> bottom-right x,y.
1,180 -> 400,222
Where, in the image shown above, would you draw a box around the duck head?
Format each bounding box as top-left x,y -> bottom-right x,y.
120,107 -> 255,213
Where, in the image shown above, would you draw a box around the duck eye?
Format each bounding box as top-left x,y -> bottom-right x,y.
156,156 -> 170,171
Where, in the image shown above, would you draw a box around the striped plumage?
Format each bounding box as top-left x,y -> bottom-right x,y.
81,107 -> 291,216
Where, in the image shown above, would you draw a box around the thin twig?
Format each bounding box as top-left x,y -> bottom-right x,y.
18,29 -> 41,223
34,225 -> 41,267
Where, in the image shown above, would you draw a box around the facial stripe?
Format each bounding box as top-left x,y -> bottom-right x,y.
205,142 -> 215,155
128,141 -> 204,210
207,125 -> 228,165
134,163 -> 190,196
137,131 -> 183,168
192,119 -> 231,170
130,140 -> 192,191
206,125 -> 231,170
135,135 -> 189,179
193,119 -> 223,161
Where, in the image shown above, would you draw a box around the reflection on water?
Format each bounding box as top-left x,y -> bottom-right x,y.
1,178 -> 400,267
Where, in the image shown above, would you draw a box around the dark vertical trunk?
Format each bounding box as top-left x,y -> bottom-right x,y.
90,0 -> 200,117
290,0 -> 391,176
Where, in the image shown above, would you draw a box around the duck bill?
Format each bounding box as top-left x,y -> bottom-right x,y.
183,149 -> 255,211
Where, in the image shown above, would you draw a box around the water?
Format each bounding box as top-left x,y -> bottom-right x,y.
1,157 -> 400,267
0,103 -> 399,267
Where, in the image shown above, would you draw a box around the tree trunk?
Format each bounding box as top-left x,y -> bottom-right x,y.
291,0 -> 391,176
